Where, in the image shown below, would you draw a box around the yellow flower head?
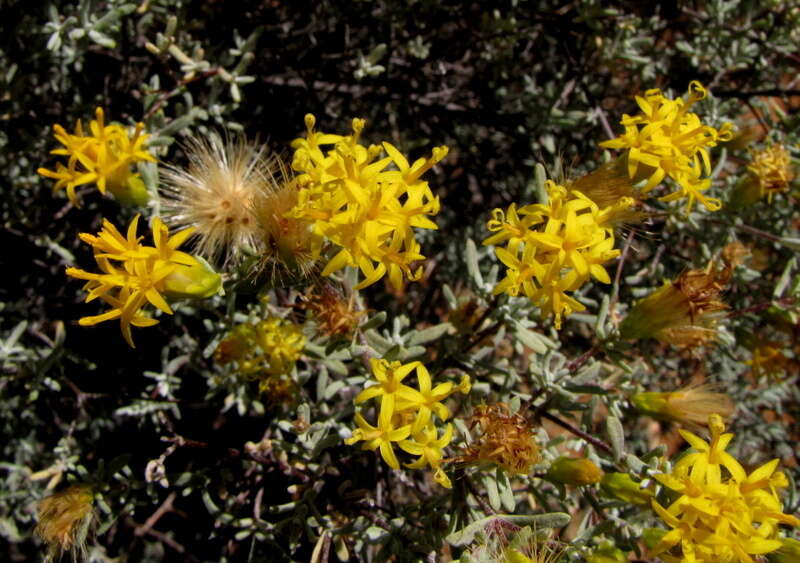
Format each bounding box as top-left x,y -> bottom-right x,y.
600,82 -> 733,213
484,180 -> 628,328
745,340 -> 792,380
36,485 -> 94,562
38,108 -> 155,207
747,143 -> 794,202
215,316 -> 305,380
66,215 -> 221,347
346,358 -> 468,487
288,114 -> 444,290
454,403 -> 541,475
651,415 -> 800,562
619,260 -> 729,347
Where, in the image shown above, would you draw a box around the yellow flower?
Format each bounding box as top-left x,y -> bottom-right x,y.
744,341 -> 791,379
345,400 -> 412,469
38,107 -> 155,207
600,82 -> 733,213
36,485 -> 94,562
347,358 -> 467,486
484,181 -> 627,328
288,114 -> 444,290
399,422 -> 454,488
650,414 -> 800,562
746,144 -> 794,203
215,316 -> 305,380
66,215 -> 220,347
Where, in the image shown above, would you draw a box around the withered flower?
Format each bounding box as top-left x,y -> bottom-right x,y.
619,261 -> 730,347
453,403 -> 540,475
36,485 -> 94,561
302,283 -> 366,338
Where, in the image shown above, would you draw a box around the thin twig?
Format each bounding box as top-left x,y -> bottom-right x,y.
464,476 -> 495,515
539,411 -> 613,455
135,492 -> 176,537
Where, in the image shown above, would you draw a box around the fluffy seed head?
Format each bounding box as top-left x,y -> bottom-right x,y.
160,133 -> 280,265
36,485 -> 94,561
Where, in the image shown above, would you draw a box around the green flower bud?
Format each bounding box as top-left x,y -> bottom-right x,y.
586,542 -> 627,563
163,257 -> 222,299
642,528 -> 668,550
599,472 -> 653,506
545,457 -> 603,486
768,538 -> 800,563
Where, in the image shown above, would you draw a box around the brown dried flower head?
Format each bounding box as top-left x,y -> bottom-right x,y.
454,403 -> 540,475
36,485 -> 94,561
302,283 -> 366,338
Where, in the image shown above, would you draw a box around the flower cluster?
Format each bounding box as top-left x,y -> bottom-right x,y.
161,133 -> 316,277
650,414 -> 800,562
484,180 -> 629,328
345,359 -> 470,488
619,260 -> 730,347
455,403 -> 541,475
288,114 -> 445,290
600,82 -> 733,213
214,316 -> 306,392
38,108 -> 155,207
66,215 -> 221,347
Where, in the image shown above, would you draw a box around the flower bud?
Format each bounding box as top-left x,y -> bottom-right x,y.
768,538 -> 800,563
586,542 -> 627,563
162,256 -> 222,299
599,472 -> 653,506
107,173 -> 150,207
545,457 -> 603,486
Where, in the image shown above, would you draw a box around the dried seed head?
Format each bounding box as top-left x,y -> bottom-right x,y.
36,485 -> 94,562
160,133 -> 279,265
302,283 -> 366,338
453,403 -> 540,475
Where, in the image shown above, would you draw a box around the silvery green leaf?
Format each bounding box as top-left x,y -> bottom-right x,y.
773,257 -> 795,298
443,284 -> 458,309
407,323 -> 452,346
485,474 -> 502,512
512,321 -> 548,354
361,311 -> 386,330
496,468 -> 516,512
466,239 -> 484,287
606,415 -> 625,461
